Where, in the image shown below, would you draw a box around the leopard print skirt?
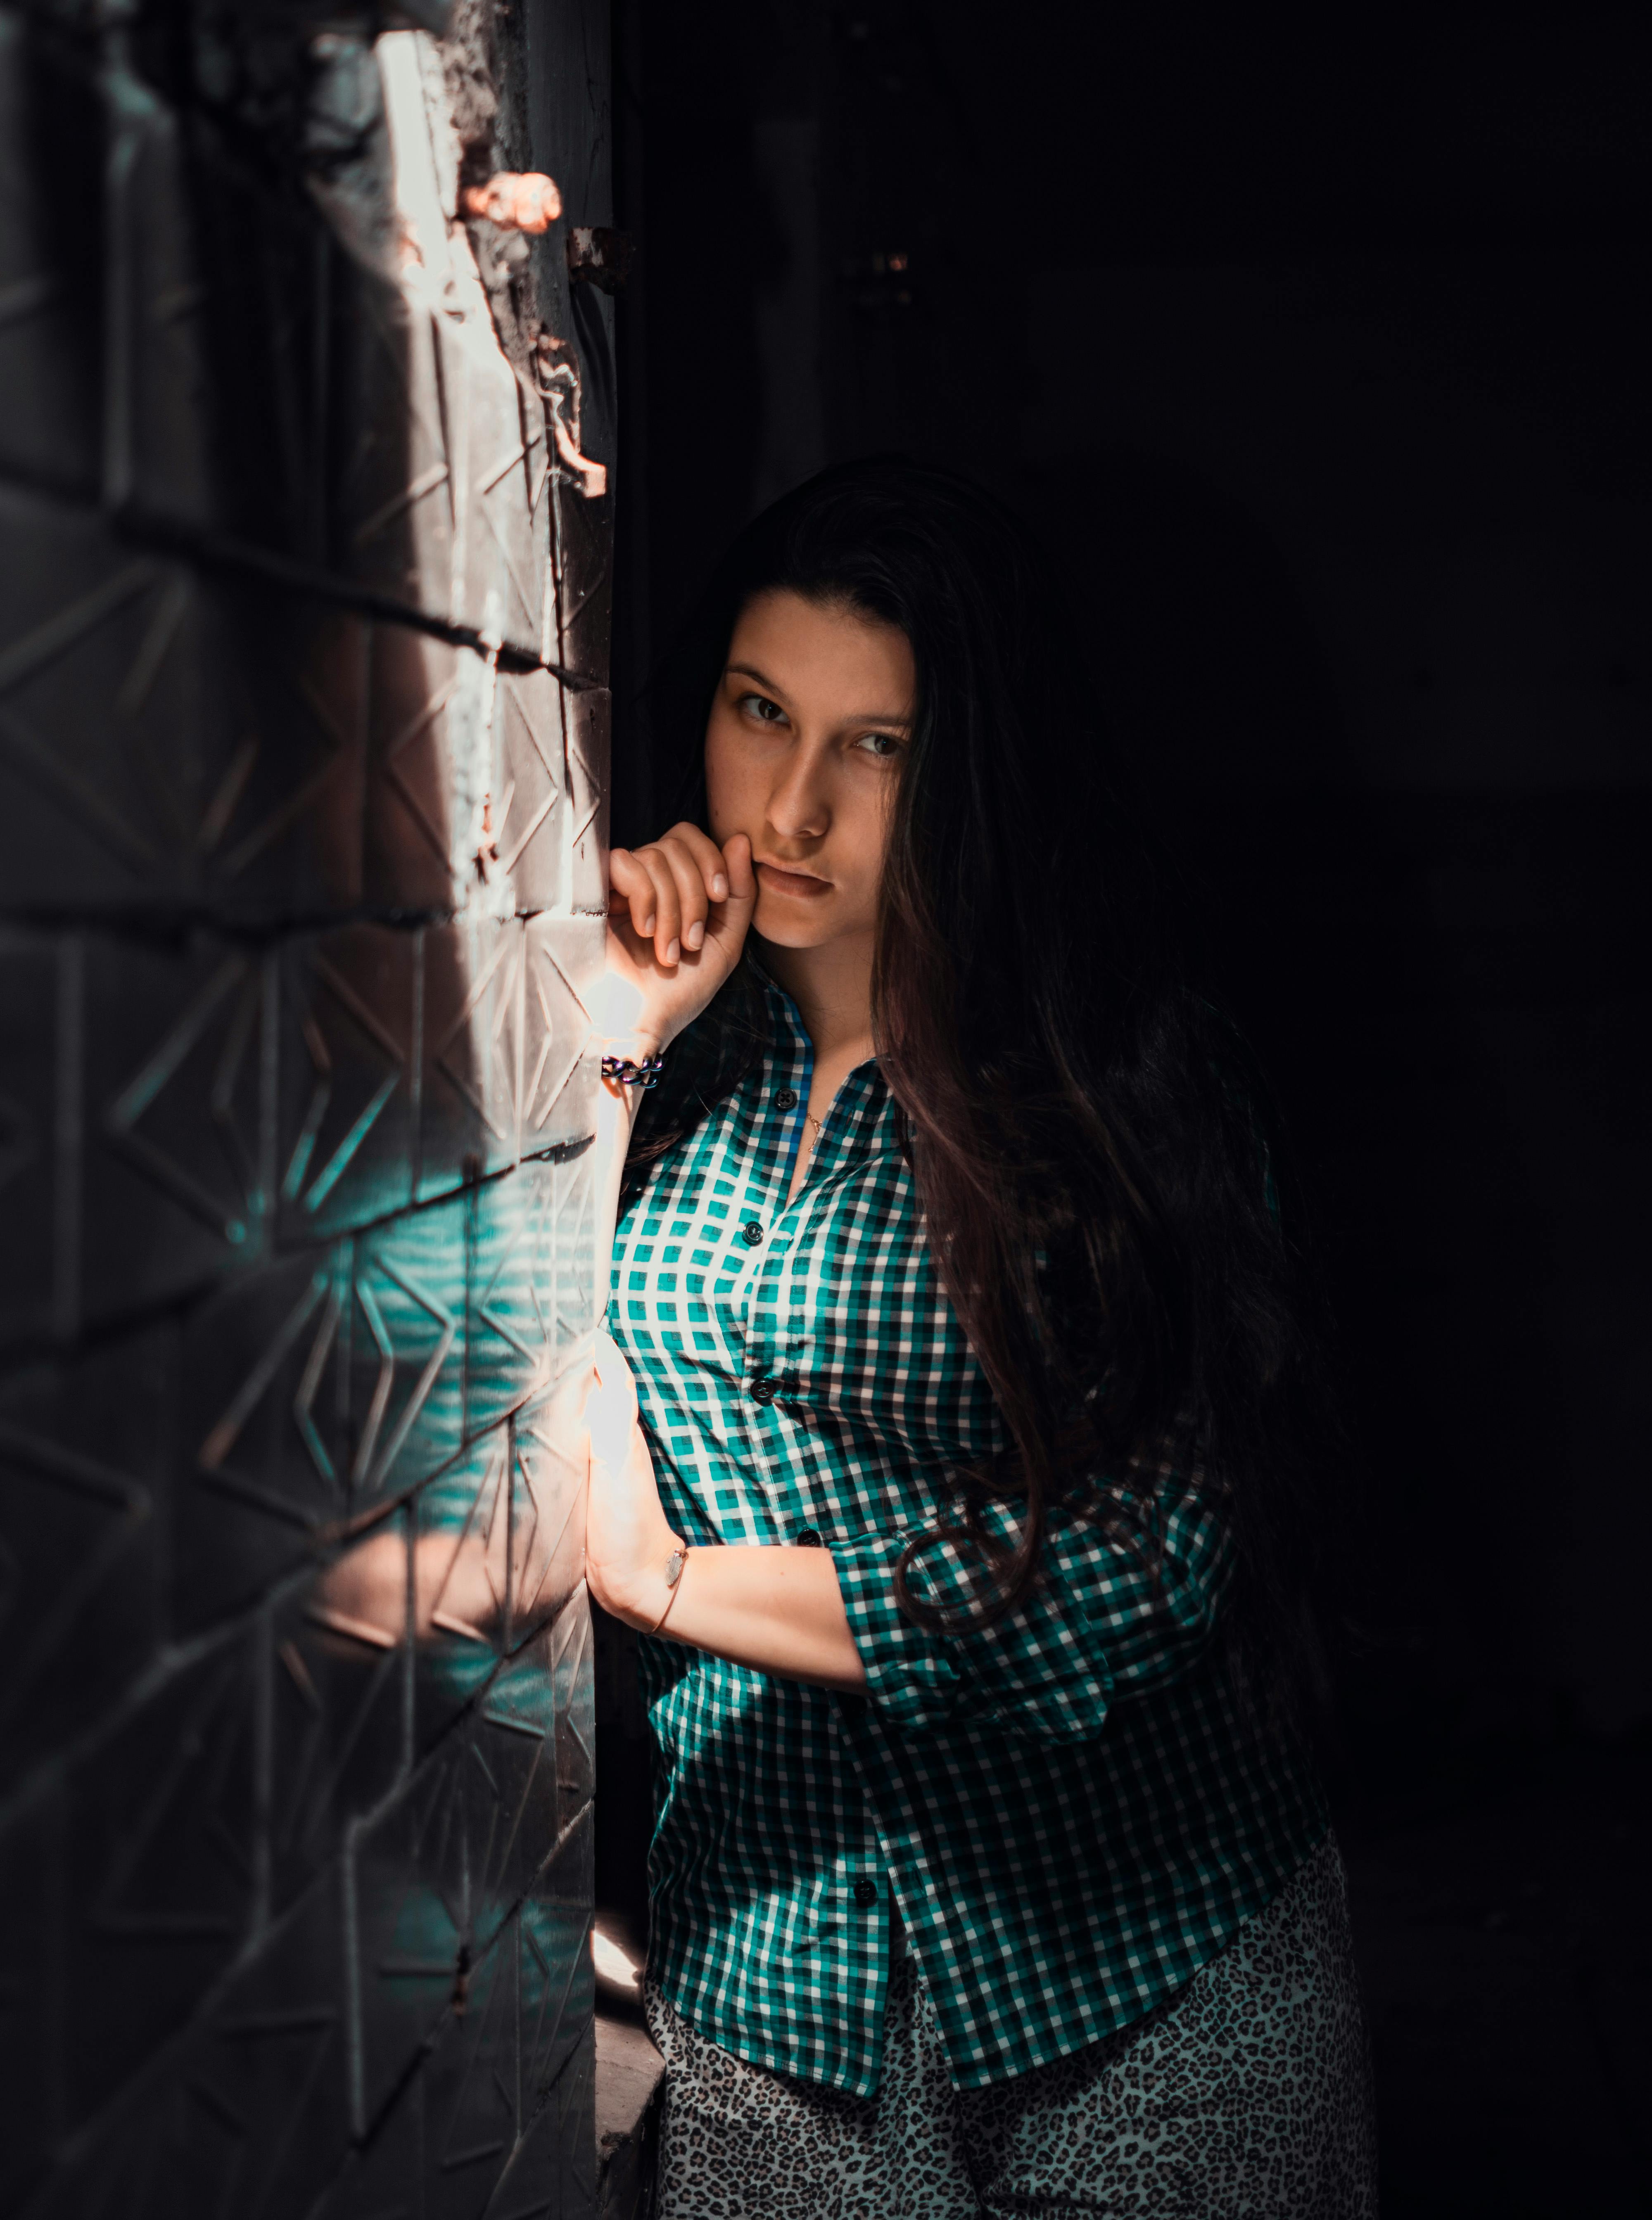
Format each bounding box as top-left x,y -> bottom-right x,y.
644,1833 -> 1376,2219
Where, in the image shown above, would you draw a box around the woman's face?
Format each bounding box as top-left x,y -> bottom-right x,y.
703,588 -> 914,952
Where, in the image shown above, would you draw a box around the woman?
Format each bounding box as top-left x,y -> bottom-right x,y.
583,460 -> 1375,2217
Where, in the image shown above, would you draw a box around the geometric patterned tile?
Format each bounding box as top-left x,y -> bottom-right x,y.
0,12 -> 607,2216
365,620 -> 465,913
100,16 -> 214,536
524,916 -> 605,1155
548,1595 -> 597,1836
276,922 -> 420,1244
0,1321 -> 174,1797
271,1542 -> 414,1913
418,1866 -> 594,2220
0,926 -> 63,1348
51,1634 -> 259,2140
423,916 -> 533,1195
498,666 -> 569,914
0,485 -> 204,913
521,1140 -> 599,1383
177,1250 -> 355,1630
506,1400 -> 589,1653
179,1200 -> 472,1619
465,1157 -> 565,1440
264,912 -> 601,1240
80,932 -> 277,1324
0,484 -> 370,925
202,587 -> 369,925
363,628 -> 571,921
36,1871 -> 354,2220
0,16 -> 101,503
0,1802 -> 61,2215
562,687 -> 611,917
363,633 -> 571,923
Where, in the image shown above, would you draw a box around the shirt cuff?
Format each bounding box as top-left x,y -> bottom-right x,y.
826,1526 -> 970,1733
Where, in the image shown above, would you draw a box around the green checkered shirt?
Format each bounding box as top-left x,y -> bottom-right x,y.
608,973 -> 1327,2096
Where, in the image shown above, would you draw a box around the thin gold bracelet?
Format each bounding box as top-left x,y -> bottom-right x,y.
646,1541 -> 689,1637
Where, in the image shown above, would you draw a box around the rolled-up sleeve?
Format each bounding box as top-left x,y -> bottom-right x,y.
828,1465 -> 1234,1743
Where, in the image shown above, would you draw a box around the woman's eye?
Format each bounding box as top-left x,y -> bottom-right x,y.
738,693 -> 786,725
855,731 -> 902,759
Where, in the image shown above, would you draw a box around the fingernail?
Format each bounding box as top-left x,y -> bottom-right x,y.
685,920 -> 705,950
641,913 -> 655,935
710,875 -> 728,899
665,938 -> 680,965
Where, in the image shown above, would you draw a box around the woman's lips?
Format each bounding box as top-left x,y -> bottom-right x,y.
756,861 -> 832,898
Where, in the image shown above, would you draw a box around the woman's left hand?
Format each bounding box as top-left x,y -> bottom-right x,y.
585,1329 -> 682,1629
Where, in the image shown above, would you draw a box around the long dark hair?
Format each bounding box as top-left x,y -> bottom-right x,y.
624,458 -> 1334,1707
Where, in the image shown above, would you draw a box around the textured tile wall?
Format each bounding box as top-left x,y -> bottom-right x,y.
0,4 -> 607,2212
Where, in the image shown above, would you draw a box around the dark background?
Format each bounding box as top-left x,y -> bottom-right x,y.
602,8 -> 1652,2211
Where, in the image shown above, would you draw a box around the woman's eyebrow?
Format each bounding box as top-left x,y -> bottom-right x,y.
724,662 -> 911,727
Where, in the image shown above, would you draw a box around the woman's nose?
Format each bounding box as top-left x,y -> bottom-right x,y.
766,748 -> 831,840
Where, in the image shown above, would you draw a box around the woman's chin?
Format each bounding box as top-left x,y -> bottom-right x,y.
752,901 -> 851,950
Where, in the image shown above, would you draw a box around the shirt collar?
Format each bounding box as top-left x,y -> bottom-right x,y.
746,961 -> 896,1150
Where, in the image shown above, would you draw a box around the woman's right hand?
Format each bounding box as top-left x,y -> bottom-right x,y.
593,823 -> 756,1057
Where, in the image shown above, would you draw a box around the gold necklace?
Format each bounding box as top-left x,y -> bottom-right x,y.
788,1112 -> 825,1206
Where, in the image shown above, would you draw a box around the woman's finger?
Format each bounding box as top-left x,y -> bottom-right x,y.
608,847 -> 660,942
653,835 -> 714,954
721,831 -> 756,907
704,832 -> 757,953
661,821 -> 732,906
617,844 -> 682,963
637,846 -> 684,964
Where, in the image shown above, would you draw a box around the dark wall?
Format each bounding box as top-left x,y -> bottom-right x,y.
603,15 -> 1652,2207
614,2 -> 1652,1768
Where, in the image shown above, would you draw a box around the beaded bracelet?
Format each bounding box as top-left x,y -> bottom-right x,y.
600,1052 -> 667,1089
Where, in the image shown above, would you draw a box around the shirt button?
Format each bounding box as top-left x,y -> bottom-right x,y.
750,1378 -> 776,1404
795,1527 -> 823,1547
853,1879 -> 879,1905
741,1221 -> 764,1247
774,1088 -> 798,1111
